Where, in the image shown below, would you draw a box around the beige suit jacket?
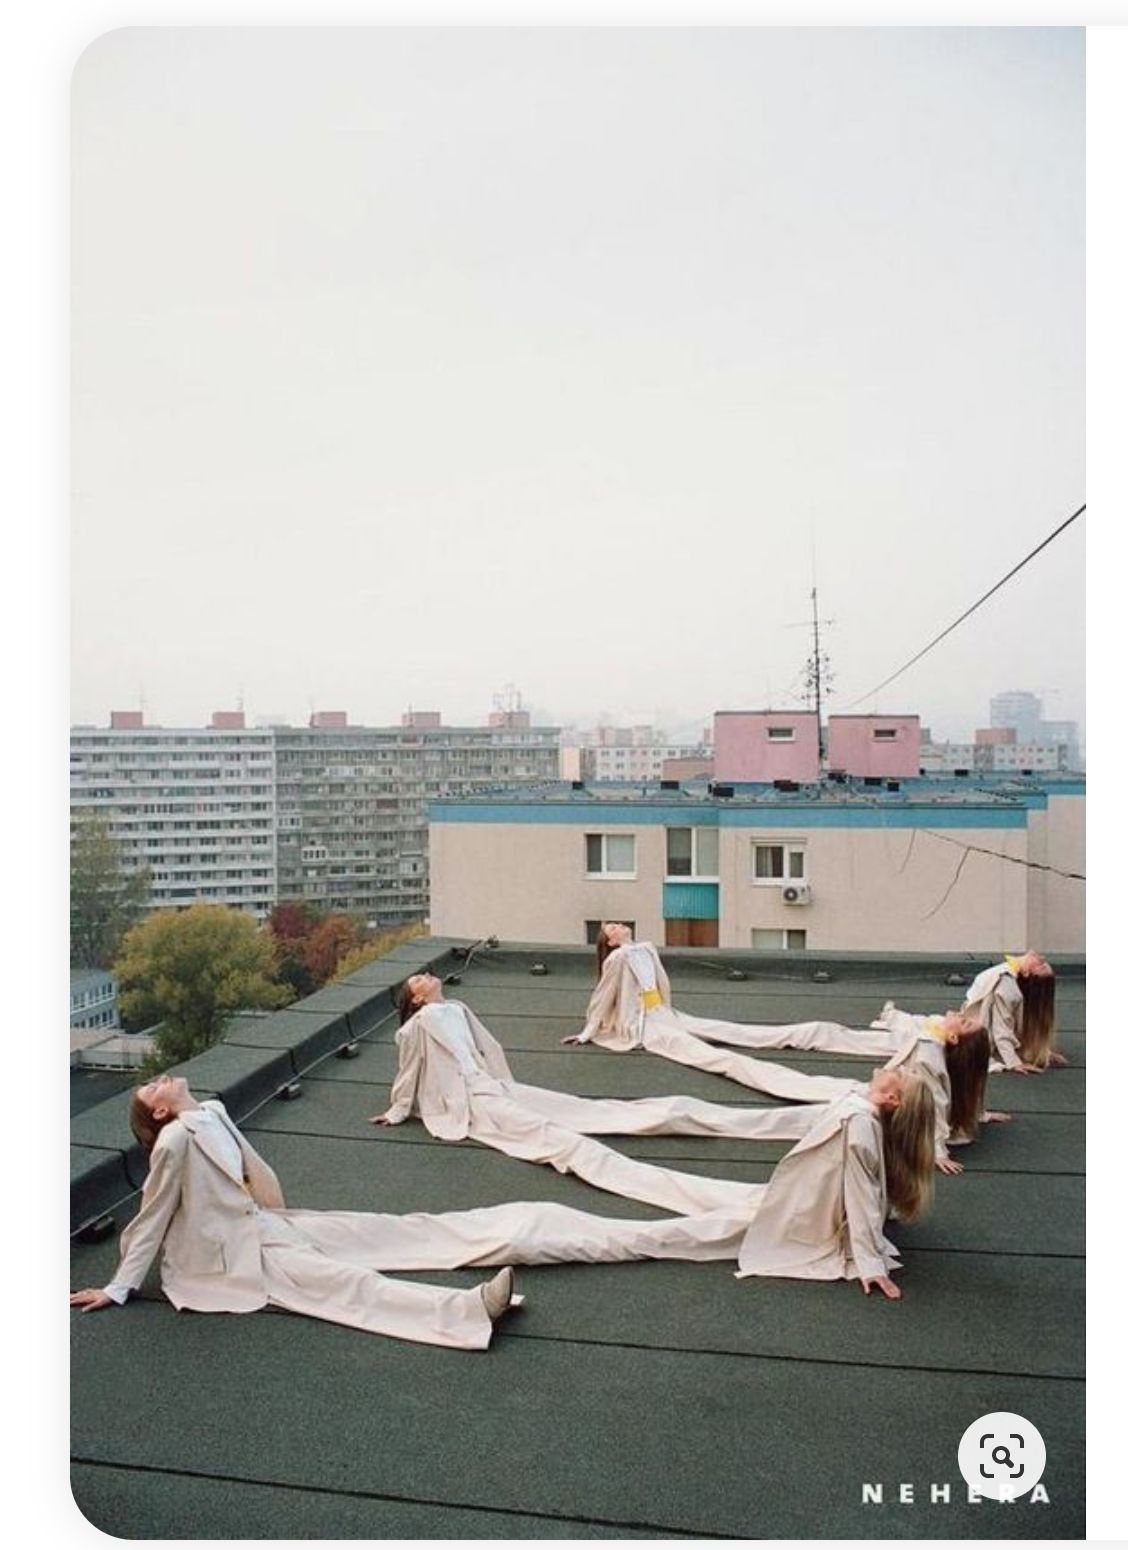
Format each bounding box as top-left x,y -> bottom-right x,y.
578,943 -> 672,1050
384,1000 -> 514,1139
870,1004 -> 952,1159
111,1100 -> 285,1313
736,1091 -> 900,1283
961,962 -> 1024,1069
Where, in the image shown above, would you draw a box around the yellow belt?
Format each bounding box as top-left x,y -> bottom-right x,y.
641,988 -> 663,1010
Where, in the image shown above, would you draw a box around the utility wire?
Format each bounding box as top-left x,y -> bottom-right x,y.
846,503 -> 1085,709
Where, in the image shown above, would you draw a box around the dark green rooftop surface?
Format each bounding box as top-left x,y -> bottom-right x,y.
71,942 -> 1084,1539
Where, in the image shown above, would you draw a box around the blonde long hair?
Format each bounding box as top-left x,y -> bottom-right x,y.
881,1072 -> 936,1224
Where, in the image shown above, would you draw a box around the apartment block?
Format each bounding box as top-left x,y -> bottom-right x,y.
70,722 -> 280,917
429,774 -> 1085,955
273,722 -> 559,926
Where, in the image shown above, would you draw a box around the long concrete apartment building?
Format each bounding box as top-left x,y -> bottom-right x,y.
71,709 -> 560,926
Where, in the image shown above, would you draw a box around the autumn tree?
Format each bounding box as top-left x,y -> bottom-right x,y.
70,814 -> 152,968
115,904 -> 293,1069
303,915 -> 361,987
331,923 -> 425,983
267,900 -> 323,998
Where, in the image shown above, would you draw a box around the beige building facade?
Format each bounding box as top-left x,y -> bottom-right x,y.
429,780 -> 1085,956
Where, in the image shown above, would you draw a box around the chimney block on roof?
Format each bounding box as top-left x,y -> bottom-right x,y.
110,710 -> 144,730
210,710 -> 245,729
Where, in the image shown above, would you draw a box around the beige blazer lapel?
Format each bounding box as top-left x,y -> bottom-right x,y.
180,1104 -> 245,1187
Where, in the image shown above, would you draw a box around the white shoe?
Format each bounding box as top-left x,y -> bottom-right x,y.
481,1266 -> 517,1321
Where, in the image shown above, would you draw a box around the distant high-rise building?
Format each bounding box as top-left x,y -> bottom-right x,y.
990,690 -> 1043,744
988,690 -> 1081,770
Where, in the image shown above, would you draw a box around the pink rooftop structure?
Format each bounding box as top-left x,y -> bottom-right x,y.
713,711 -> 820,783
713,710 -> 922,782
826,715 -> 921,778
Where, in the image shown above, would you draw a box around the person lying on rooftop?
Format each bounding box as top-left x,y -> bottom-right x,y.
371,971 -> 845,1216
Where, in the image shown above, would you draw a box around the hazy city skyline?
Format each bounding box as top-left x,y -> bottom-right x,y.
71,28 -> 1084,744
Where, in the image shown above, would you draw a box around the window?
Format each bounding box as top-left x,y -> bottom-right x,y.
585,833 -> 636,877
766,726 -> 795,741
753,842 -> 806,882
665,827 -> 719,879
584,919 -> 636,944
751,928 -> 807,950
872,728 -> 898,742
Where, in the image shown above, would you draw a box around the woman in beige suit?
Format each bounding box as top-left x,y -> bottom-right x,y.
735,1066 -> 935,1298
960,953 -> 1066,1072
372,973 -> 839,1216
70,1074 -> 517,1349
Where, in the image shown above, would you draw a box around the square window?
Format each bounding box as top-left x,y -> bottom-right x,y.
584,833 -> 636,876
754,840 -> 807,884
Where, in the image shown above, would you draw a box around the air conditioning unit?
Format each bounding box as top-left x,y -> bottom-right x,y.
781,884 -> 812,906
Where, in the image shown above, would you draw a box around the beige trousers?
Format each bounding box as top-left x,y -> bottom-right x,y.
462,1074 -> 764,1215
256,1211 -> 495,1350
638,1010 -> 859,1103
275,1197 -> 754,1273
664,1012 -> 895,1058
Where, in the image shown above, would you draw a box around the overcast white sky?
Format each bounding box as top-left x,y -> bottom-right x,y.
71,26 -> 1084,741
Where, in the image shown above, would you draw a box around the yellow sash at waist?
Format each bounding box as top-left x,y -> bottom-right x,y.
641,988 -> 663,1010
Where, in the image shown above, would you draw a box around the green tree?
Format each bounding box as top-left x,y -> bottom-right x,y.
70,814 -> 152,968
115,904 -> 293,1069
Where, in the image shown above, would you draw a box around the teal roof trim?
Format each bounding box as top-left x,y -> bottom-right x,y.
430,802 -> 1029,830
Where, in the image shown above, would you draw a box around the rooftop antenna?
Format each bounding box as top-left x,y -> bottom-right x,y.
785,576 -> 835,762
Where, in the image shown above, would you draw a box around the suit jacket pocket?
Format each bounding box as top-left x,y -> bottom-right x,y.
175,1235 -> 227,1275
